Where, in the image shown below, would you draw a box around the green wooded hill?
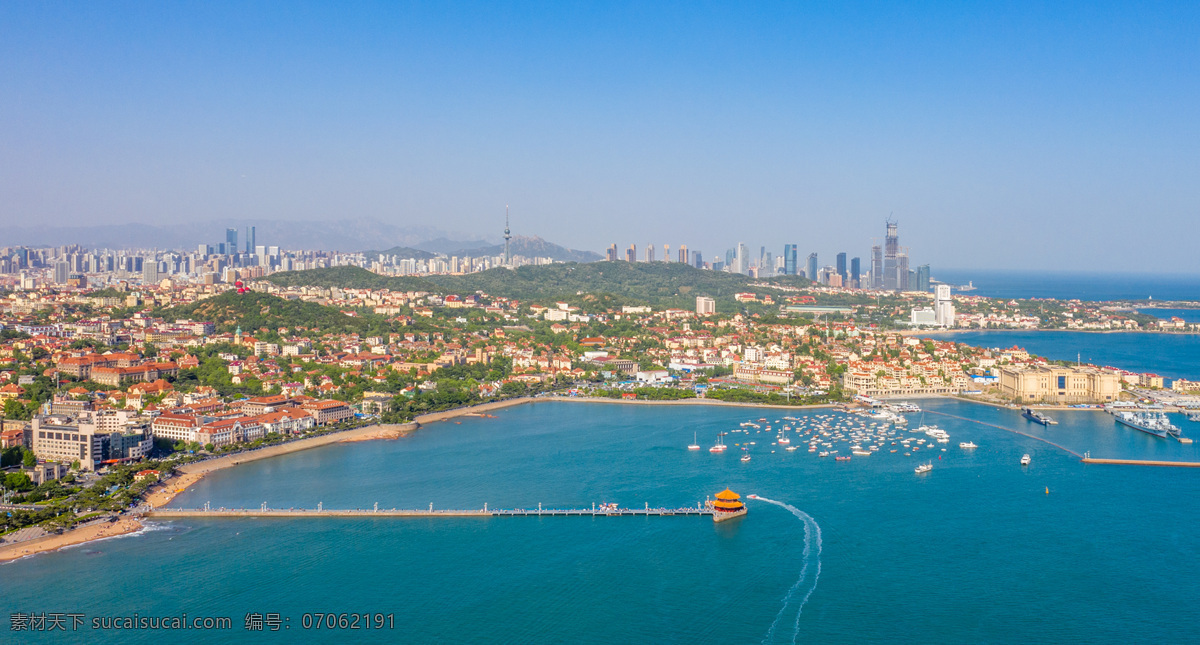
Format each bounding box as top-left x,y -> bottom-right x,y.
156,291 -> 377,334
266,263 -> 808,309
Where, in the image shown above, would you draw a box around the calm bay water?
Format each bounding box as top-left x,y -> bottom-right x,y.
4,399 -> 1200,643
933,269 -> 1200,302
922,330 -> 1200,381
1139,308 -> 1200,323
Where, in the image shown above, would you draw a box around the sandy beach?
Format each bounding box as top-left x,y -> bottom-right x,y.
340,426 -> 413,442
411,396 -> 535,424
0,517 -> 143,563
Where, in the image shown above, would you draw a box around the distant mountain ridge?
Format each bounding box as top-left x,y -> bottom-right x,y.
441,236 -> 603,262
6,219 -> 451,252
5,219 -> 605,263
413,237 -> 493,255
364,246 -> 439,260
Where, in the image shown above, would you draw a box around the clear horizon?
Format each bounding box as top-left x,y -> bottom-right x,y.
2,2 -> 1197,272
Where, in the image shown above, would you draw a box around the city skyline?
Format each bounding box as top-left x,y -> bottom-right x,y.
2,3 -> 1198,272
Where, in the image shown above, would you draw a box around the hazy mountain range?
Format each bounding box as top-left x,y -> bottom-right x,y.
4,219 -> 601,262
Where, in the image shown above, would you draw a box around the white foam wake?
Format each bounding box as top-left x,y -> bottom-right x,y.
749,495 -> 823,645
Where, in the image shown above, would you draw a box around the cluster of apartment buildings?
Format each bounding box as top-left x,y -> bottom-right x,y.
24,395 -> 356,471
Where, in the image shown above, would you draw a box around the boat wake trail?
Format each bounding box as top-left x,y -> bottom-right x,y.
749,495 -> 822,645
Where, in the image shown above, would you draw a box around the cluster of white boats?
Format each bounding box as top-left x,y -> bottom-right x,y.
688,403 -> 983,473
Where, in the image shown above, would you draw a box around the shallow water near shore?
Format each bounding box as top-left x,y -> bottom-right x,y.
4,399 -> 1199,643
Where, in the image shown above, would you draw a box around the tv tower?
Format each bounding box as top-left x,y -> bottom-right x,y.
504,205 -> 512,266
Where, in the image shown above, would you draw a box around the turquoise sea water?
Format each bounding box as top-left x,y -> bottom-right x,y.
4,399 -> 1200,643
923,330 -> 1200,381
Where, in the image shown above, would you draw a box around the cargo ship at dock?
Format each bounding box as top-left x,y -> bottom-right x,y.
1114,411 -> 1179,439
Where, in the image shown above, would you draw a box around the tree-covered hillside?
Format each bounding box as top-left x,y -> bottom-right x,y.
156,291 -> 379,334
266,262 -> 808,309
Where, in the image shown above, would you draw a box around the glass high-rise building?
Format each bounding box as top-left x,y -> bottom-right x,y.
851,257 -> 861,287
871,245 -> 883,288
783,244 -> 798,275
917,265 -> 931,292
806,253 -> 818,281
226,228 -> 238,255
836,253 -> 847,282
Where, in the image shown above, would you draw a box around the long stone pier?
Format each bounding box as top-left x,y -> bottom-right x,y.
149,505 -> 714,518
1081,458 -> 1200,468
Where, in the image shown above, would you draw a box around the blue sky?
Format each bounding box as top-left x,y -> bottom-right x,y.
1,2 -> 1197,271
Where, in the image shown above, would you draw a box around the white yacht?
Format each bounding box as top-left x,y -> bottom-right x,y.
1020,454 -> 1032,466
688,432 -> 700,451
959,441 -> 977,449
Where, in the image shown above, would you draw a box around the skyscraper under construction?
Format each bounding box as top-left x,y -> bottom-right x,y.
880,219 -> 910,291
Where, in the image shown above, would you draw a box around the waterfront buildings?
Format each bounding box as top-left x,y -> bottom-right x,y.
910,307 -> 938,326
934,284 -> 955,327
996,365 -> 1121,404
31,409 -> 153,470
908,285 -> 956,328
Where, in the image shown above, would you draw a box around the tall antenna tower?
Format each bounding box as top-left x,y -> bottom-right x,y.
504,205 -> 512,266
